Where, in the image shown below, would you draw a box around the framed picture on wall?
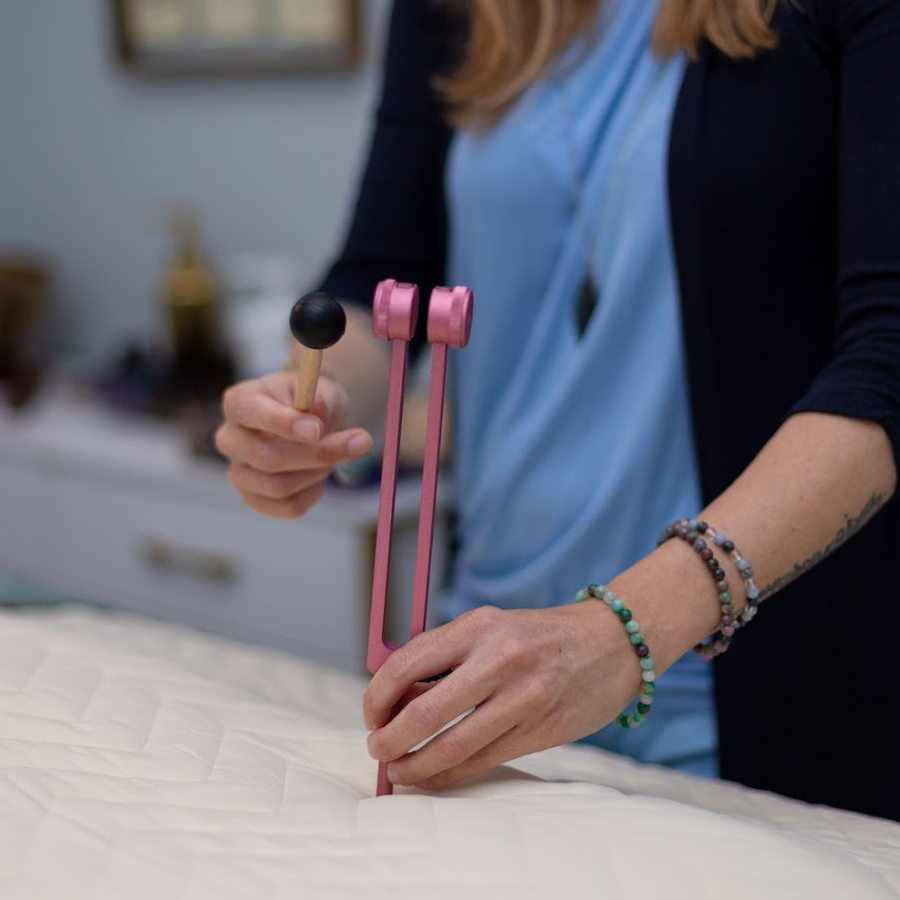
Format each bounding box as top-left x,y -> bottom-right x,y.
111,0 -> 361,76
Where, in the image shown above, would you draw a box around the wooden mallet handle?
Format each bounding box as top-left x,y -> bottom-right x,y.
288,293 -> 347,412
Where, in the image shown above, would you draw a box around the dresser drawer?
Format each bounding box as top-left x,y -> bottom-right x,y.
0,392 -> 450,673
54,476 -> 373,671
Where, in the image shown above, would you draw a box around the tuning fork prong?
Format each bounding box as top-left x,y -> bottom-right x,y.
367,280 -> 419,677
410,286 -> 474,637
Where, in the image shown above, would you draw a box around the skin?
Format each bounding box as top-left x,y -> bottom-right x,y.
216,311 -> 897,791
216,307 -> 386,519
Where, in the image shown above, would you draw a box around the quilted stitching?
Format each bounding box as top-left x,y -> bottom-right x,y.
0,607 -> 898,900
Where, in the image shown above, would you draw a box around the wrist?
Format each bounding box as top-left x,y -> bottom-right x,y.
573,585 -> 659,728
605,538 -> 723,677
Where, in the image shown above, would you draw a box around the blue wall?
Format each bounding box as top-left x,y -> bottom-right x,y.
0,0 -> 390,365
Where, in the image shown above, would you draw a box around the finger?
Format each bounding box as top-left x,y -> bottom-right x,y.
412,723 -> 529,791
363,607 -> 507,731
363,630 -> 463,731
390,679 -> 439,710
386,698 -> 520,788
222,377 -> 321,442
365,669 -> 447,728
367,670 -> 490,764
216,423 -> 372,475
227,462 -> 333,501
233,481 -> 327,520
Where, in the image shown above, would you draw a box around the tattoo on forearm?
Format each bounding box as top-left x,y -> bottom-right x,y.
757,492 -> 887,601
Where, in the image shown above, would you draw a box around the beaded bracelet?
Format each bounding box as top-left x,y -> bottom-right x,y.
658,519 -> 760,659
695,520 -> 761,623
574,584 -> 656,728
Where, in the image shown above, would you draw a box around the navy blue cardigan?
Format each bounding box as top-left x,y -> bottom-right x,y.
320,0 -> 900,820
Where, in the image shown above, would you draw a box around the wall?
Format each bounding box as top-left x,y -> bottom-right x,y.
0,0 -> 391,366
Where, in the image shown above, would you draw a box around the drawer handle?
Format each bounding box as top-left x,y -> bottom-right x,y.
139,535 -> 241,584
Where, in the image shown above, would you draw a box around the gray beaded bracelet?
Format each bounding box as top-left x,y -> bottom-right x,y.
574,584 -> 656,728
658,519 -> 760,659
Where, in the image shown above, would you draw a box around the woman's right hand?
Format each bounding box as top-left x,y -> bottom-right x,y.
214,370 -> 374,519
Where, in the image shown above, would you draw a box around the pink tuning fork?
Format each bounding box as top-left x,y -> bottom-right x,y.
367,280 -> 474,797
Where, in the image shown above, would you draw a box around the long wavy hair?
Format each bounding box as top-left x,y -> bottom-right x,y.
440,0 -> 779,126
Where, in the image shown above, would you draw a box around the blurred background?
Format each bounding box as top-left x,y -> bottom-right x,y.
0,0 -> 443,675
0,0 -> 389,386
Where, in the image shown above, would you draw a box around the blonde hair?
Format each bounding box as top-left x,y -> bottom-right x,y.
440,0 -> 779,127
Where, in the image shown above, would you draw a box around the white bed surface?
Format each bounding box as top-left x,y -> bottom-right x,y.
0,605 -> 897,899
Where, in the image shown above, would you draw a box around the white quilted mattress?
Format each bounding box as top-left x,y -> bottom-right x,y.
0,605 -> 897,900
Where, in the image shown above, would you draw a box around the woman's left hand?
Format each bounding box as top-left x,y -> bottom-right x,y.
362,601 -> 642,790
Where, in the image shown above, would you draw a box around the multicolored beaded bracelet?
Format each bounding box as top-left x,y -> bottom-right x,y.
574,584 -> 656,728
695,519 -> 761,624
658,519 -> 760,659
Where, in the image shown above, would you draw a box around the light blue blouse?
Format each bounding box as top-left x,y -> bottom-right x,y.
440,0 -> 717,776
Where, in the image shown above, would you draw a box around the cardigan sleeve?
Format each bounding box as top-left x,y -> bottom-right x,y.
317,0 -> 458,357
787,0 -> 900,470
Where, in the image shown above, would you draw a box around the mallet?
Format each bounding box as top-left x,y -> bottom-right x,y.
288,292 -> 347,412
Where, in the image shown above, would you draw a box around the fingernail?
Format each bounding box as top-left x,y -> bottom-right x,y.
293,420 -> 320,441
386,764 -> 401,785
347,433 -> 373,457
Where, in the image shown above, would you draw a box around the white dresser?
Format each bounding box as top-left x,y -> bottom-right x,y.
0,384 -> 448,674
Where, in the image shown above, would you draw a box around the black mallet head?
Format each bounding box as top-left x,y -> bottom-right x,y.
289,292 -> 347,350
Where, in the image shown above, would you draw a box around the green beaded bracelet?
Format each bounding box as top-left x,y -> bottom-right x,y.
574,584 -> 656,728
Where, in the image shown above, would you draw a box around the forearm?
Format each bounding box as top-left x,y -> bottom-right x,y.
362,414 -> 897,790
607,411 -> 897,675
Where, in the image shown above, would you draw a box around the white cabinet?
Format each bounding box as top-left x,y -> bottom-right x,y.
0,386 -> 448,674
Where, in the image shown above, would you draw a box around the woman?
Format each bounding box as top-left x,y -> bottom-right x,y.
216,0 -> 900,820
